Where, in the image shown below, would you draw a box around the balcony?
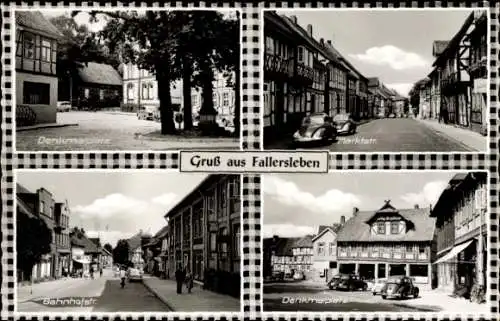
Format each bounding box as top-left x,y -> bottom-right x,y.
264,53 -> 294,78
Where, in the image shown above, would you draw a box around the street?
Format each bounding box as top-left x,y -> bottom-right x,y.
264,282 -> 441,312
17,270 -> 170,312
266,118 -> 474,152
16,111 -> 239,151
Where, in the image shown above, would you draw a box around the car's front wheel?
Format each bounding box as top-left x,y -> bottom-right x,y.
362,284 -> 368,291
381,295 -> 387,300
413,289 -> 419,298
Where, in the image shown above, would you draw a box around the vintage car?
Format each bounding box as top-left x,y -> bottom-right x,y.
372,278 -> 388,295
127,267 -> 143,282
381,276 -> 419,299
57,101 -> 72,112
387,113 -> 396,118
329,274 -> 368,291
137,105 -> 158,120
333,113 -> 357,135
327,275 -> 343,290
292,113 -> 337,146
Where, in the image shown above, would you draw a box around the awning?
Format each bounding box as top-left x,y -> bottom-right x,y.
433,240 -> 474,264
73,257 -> 91,264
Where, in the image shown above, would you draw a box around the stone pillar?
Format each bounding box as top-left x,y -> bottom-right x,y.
375,263 -> 379,282
406,263 -> 410,277
355,263 -> 359,275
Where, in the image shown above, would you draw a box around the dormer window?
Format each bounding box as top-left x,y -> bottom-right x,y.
390,221 -> 399,234
377,222 -> 386,234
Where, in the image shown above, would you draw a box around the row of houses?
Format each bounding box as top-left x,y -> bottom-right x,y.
415,10 -> 488,135
15,11 -> 235,126
138,174 -> 241,298
264,172 -> 487,298
263,11 -> 407,141
16,184 -> 112,283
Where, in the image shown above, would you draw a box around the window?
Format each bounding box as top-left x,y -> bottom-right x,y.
23,82 -> 50,105
127,83 -> 135,100
148,83 -> 154,99
391,221 -> 399,234
39,200 -> 45,215
210,232 -> 217,251
219,227 -> 228,253
40,39 -> 52,62
213,92 -> 219,108
84,88 -> 90,99
317,242 -> 325,255
265,36 -> 274,54
419,245 -> 426,254
233,224 -> 240,257
329,242 -> 335,255
23,33 -> 35,59
223,92 -> 229,107
229,177 -> 240,212
329,261 -> 337,269
191,94 -> 198,106
99,89 -> 104,101
406,244 -> 413,252
142,83 -> 148,99
377,222 -> 386,234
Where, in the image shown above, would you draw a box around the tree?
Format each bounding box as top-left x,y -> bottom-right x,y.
16,213 -> 52,281
112,239 -> 129,266
408,84 -> 420,117
50,15 -> 120,102
103,243 -> 113,254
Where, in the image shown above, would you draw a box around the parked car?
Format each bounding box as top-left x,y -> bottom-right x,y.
127,267 -> 143,282
271,271 -> 284,281
381,276 -> 419,299
327,275 -> 343,290
57,101 -> 72,112
331,274 -> 368,291
372,278 -> 388,295
333,113 -> 357,135
292,113 -> 337,146
137,105 -> 158,120
388,113 -> 396,118
293,271 -> 305,280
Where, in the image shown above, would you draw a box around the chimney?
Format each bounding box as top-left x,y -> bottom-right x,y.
353,207 -> 359,216
340,215 -> 346,225
290,15 -> 298,24
307,24 -> 313,37
414,204 -> 419,209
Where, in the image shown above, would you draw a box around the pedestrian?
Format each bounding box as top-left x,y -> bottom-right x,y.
119,266 -> 127,288
100,268 -> 103,278
185,268 -> 193,293
90,266 -> 94,279
175,264 -> 185,294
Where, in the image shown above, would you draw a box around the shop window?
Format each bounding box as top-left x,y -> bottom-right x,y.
23,82 -> 50,105
41,39 -> 51,62
410,264 -> 428,277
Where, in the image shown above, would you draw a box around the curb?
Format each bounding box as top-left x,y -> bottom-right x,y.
17,123 -> 79,132
134,133 -> 239,144
391,303 -> 440,312
142,279 -> 176,312
414,119 -> 480,152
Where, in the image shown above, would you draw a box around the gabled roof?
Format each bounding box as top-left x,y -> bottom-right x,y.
77,62 -> 122,86
17,183 -> 33,195
16,11 -> 63,40
336,203 -> 435,242
127,232 -> 142,251
293,235 -> 313,248
267,237 -> 300,256
312,224 -> 342,242
70,229 -> 101,253
432,40 -> 450,57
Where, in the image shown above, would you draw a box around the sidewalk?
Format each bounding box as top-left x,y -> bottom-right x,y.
142,276 -> 240,312
414,118 -> 487,152
17,277 -> 84,302
17,122 -> 78,132
394,290 -> 488,313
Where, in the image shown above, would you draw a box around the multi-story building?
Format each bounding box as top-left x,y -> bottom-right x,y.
311,221 -> 343,282
16,184 -> 59,281
428,40 -> 449,120
15,11 -> 62,126
418,78 -> 431,119
268,237 -> 298,276
431,172 -> 487,295
434,13 -> 475,127
165,175 -> 240,297
122,63 -> 235,118
263,12 -> 316,139
337,203 -> 436,289
290,235 -> 313,275
70,227 -> 100,276
320,39 -> 348,117
54,201 -> 70,278
468,11 -> 488,135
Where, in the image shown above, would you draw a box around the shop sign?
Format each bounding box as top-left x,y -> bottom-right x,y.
473,79 -> 487,94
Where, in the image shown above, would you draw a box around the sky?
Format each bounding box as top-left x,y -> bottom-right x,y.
16,171 -> 207,247
275,9 -> 478,96
42,9 -> 238,33
262,171 -> 466,238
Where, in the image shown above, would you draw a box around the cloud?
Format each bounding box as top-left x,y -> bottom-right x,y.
400,181 -> 448,208
263,224 -> 316,239
349,45 -> 428,70
386,83 -> 413,97
71,193 -> 176,245
85,230 -> 129,248
263,176 -> 361,215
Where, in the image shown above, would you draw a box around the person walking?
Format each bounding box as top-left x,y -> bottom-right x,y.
90,266 -> 94,279
119,266 -> 127,288
175,264 -> 185,294
185,268 -> 194,293
100,268 -> 103,278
